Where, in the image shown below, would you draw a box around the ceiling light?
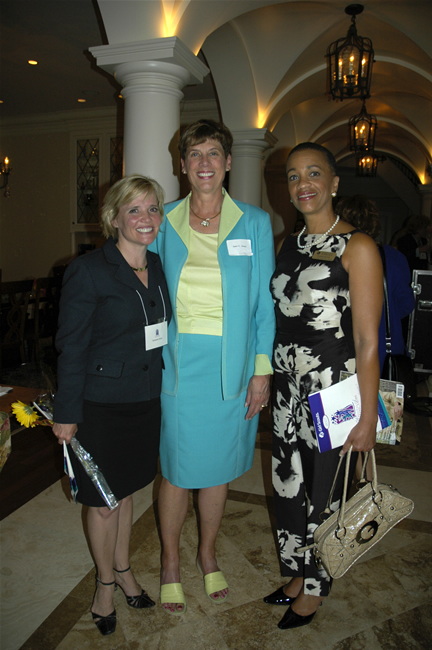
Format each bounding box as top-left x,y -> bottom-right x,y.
349,101 -> 377,151
28,60 -> 38,65
327,4 -> 374,101
77,99 -> 86,103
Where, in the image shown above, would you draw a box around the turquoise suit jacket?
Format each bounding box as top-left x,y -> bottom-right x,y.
150,190 -> 276,399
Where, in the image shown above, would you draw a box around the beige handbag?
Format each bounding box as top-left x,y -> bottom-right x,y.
296,447 -> 414,578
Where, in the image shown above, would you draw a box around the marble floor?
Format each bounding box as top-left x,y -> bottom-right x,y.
1,394 -> 431,650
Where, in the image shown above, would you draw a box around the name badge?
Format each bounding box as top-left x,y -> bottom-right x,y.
145,320 -> 168,350
312,251 -> 336,261
227,239 -> 253,256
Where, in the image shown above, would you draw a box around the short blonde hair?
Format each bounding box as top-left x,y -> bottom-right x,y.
101,175 -> 165,239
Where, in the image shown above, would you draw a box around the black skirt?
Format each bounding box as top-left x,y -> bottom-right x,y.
68,398 -> 160,507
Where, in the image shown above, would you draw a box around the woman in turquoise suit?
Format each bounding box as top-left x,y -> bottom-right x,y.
151,119 -> 275,614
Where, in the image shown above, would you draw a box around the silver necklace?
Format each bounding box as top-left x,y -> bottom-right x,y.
190,204 -> 221,227
297,215 -> 340,250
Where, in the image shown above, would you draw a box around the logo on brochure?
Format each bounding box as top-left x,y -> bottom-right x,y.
323,396 -> 360,430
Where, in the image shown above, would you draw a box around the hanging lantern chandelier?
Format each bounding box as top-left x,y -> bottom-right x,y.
356,153 -> 386,177
328,4 -> 374,101
349,101 -> 377,151
356,153 -> 378,177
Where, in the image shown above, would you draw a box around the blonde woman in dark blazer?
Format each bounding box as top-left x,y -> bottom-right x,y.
53,175 -> 171,636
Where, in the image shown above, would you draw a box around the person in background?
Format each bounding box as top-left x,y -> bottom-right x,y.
151,119 -> 275,615
53,175 -> 171,636
265,143 -> 382,630
396,214 -> 431,276
336,195 -> 415,372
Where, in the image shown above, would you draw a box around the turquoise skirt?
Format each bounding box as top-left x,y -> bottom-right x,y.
160,333 -> 258,488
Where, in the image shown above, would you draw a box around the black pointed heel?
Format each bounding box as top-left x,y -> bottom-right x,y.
263,586 -> 295,606
278,603 -> 321,630
91,577 -> 116,636
114,566 -> 155,609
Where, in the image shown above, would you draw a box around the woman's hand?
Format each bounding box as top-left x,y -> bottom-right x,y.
341,421 -> 376,455
244,375 -> 271,420
52,422 -> 78,445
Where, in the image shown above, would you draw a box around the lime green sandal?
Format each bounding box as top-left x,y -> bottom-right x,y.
160,583 -> 187,615
197,560 -> 229,604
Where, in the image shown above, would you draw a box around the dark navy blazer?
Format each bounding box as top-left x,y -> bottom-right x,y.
54,237 -> 171,423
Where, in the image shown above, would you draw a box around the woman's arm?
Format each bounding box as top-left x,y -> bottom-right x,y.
341,233 -> 383,453
53,260 -> 99,424
52,422 -> 78,444
245,211 -> 275,419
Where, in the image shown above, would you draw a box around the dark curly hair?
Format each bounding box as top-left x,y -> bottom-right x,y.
335,195 -> 381,239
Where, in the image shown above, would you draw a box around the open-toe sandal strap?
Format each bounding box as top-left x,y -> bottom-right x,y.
96,577 -> 116,587
204,571 -> 228,594
113,566 -> 131,574
160,583 -> 186,604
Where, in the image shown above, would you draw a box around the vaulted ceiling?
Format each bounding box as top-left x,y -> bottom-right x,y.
1,0 -> 431,182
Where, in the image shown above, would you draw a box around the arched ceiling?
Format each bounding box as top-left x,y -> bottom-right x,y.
195,1 -> 432,181
1,0 -> 431,183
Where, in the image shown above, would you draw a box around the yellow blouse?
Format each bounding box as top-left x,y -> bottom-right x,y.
177,228 -> 223,336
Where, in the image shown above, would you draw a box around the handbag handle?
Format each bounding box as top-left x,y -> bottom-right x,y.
378,244 -> 392,354
336,447 -> 378,532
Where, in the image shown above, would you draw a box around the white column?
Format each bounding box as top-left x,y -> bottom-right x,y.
418,183 -> 432,218
89,38 -> 208,202
229,129 -> 277,206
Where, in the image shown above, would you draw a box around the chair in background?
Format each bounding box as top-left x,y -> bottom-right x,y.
1,279 -> 35,371
26,276 -> 63,368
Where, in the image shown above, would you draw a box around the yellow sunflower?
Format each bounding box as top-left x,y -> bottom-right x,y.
11,401 -> 40,428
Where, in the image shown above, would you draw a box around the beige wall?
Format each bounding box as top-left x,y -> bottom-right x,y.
0,108 -> 120,282
0,131 -> 72,282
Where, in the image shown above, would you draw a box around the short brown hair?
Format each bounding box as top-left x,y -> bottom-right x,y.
405,214 -> 431,235
178,119 -> 233,160
336,194 -> 381,239
101,175 -> 165,239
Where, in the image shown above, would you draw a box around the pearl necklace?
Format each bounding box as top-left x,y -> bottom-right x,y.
297,215 -> 340,250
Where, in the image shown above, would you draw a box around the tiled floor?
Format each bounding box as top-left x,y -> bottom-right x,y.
1,390 -> 431,650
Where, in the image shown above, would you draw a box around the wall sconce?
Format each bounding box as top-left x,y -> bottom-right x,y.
349,101 -> 377,151
0,157 -> 11,197
327,4 -> 374,101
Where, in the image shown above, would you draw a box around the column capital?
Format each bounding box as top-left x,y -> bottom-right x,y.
89,37 -> 209,84
230,129 -> 278,159
417,183 -> 432,198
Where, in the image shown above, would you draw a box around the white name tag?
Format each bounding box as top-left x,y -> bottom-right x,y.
145,320 -> 168,350
226,239 -> 253,256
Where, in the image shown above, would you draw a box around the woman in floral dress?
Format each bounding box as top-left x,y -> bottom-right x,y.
264,143 -> 383,630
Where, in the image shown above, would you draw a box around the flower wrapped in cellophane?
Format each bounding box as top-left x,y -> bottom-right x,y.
32,394 -> 118,510
11,393 -> 118,510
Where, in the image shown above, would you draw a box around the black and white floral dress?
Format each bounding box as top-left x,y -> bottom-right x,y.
270,231 -> 359,596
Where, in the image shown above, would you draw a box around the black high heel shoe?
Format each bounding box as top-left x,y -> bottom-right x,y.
277,602 -> 322,630
114,566 -> 155,609
91,577 -> 117,636
263,586 -> 295,606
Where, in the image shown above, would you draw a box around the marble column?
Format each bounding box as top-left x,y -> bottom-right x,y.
89,38 -> 208,202
418,183 -> 432,218
229,129 -> 277,206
